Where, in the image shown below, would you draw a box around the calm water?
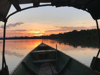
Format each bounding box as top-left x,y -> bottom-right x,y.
0,39 -> 99,73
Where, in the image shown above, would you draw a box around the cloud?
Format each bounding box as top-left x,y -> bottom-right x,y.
13,30 -> 27,31
0,29 -> 45,37
45,26 -> 96,33
0,26 -> 97,37
59,26 -> 87,31
0,22 -> 24,29
11,30 -> 27,33
5,50 -> 24,57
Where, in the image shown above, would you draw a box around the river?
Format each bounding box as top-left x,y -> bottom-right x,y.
0,39 -> 99,73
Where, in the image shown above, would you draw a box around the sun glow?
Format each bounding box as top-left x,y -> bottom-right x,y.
29,31 -> 40,33
27,30 -> 45,36
34,34 -> 43,36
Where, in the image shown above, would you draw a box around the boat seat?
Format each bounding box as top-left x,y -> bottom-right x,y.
22,62 -> 37,75
32,50 -> 56,53
33,59 -> 57,63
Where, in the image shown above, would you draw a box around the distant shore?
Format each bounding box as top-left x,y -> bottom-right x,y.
0,29 -> 99,41
0,29 -> 99,48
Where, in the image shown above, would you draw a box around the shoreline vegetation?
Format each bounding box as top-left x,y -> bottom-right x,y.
0,29 -> 99,48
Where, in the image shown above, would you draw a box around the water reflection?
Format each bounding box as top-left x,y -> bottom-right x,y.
5,50 -> 24,57
0,39 -> 99,73
54,39 -> 99,48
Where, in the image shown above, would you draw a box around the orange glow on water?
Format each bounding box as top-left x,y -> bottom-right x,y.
0,39 -> 99,74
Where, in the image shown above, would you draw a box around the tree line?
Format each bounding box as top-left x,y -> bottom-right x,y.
0,29 -> 99,41
0,29 -> 100,48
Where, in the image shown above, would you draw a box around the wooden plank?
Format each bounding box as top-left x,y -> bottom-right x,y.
39,63 -> 54,75
33,59 -> 57,63
45,65 -> 53,75
32,50 -> 56,53
39,67 -> 46,75
50,64 -> 57,74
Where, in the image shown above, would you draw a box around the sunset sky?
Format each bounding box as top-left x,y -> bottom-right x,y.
0,4 -> 100,37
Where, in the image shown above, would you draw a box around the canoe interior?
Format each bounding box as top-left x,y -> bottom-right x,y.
11,43 -> 97,75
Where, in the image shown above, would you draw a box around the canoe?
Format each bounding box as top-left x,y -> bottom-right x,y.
10,42 -> 98,75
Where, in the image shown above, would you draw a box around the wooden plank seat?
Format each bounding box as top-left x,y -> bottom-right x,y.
32,50 -> 56,53
33,59 -> 57,63
39,63 -> 57,75
22,62 -> 37,75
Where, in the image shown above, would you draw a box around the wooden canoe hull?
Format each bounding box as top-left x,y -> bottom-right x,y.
10,43 -> 98,75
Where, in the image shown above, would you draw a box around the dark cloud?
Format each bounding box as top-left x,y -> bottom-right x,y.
59,26 -> 87,31
9,30 -> 27,33
0,22 -> 23,29
10,29 -> 27,32
45,26 -> 96,32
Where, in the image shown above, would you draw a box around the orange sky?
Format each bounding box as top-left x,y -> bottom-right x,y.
0,22 -> 97,37
0,5 -> 99,37
0,22 -> 98,37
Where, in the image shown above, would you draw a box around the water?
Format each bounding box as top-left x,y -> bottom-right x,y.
0,39 -> 99,73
